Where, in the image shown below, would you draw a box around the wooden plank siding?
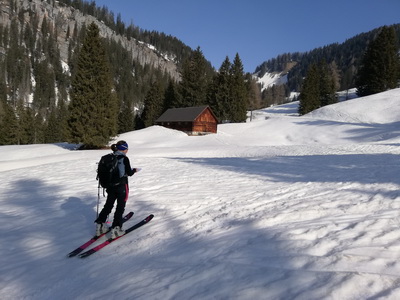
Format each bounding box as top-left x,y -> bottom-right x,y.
155,106 -> 218,135
192,108 -> 217,133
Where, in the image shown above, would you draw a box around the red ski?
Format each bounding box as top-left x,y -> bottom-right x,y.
79,214 -> 154,258
67,212 -> 134,257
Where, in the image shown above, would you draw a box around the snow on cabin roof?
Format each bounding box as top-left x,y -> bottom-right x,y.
156,106 -> 211,122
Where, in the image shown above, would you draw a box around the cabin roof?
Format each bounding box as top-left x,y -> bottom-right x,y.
156,105 -> 215,122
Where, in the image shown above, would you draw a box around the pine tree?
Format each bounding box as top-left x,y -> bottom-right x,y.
57,99 -> 69,142
299,63 -> 320,115
16,102 -> 34,144
45,108 -> 61,143
141,81 -> 164,128
67,22 -> 118,149
44,100 -> 68,143
299,60 -> 338,115
6,18 -> 24,107
342,66 -> 356,99
34,112 -> 45,144
179,47 -> 212,107
15,102 -> 25,144
319,60 -> 337,106
208,56 -> 231,122
0,99 -> 18,145
356,26 -> 400,96
164,80 -> 179,110
0,74 -> 7,103
117,102 -> 135,134
230,53 -> 247,122
32,59 -> 56,111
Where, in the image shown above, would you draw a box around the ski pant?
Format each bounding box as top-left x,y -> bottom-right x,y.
96,183 -> 129,228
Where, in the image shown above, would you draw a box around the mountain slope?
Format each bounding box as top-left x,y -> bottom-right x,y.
0,0 -> 181,78
254,24 -> 400,92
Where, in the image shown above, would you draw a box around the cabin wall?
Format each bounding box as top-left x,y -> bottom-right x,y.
192,109 -> 217,134
156,108 -> 218,134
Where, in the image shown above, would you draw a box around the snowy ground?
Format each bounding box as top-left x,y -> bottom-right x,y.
2,89 -> 400,299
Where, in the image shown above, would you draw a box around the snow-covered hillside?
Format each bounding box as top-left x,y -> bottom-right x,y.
2,89 -> 400,299
256,71 -> 288,91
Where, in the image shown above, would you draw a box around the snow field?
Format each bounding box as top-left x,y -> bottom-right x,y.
2,89 -> 400,299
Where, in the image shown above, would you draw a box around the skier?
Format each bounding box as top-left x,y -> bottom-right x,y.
95,140 -> 138,238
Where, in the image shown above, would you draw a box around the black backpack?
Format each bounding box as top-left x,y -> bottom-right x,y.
97,153 -> 122,188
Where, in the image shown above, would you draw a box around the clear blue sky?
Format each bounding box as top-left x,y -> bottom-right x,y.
94,0 -> 400,73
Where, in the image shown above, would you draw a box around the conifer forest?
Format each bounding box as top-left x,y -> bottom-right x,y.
0,0 -> 399,147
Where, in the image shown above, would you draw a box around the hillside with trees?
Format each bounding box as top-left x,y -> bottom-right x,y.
298,25 -> 400,115
0,0 -> 399,147
255,24 -> 400,107
0,0 -> 186,146
0,0 -> 256,147
355,26 -> 400,97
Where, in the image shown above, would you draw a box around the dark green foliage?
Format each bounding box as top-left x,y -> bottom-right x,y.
207,54 -> 249,123
6,18 -> 31,106
105,39 -> 138,133
33,112 -> 45,144
319,60 -> 338,106
141,82 -> 164,128
299,61 -> 338,115
7,1 -> 397,145
0,0 -> 252,146
19,104 -> 38,144
164,80 -> 180,110
45,101 -> 68,143
0,75 -> 7,103
33,59 -> 56,111
299,64 -> 320,115
356,26 -> 400,97
0,0 -> 198,145
179,47 -> 213,107
45,110 -> 60,143
67,22 -> 118,149
208,56 -> 232,122
0,99 -> 18,145
118,103 -> 135,134
229,54 -> 248,122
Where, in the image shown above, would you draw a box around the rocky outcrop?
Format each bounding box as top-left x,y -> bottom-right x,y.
1,0 -> 180,80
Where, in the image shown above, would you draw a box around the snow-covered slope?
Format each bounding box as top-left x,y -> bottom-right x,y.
2,89 -> 400,299
308,88 -> 400,124
256,71 -> 288,91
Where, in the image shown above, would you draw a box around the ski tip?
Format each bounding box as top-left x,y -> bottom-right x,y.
146,214 -> 154,222
78,252 -> 91,259
67,249 -> 81,258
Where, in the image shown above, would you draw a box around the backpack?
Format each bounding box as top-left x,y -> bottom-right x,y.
96,153 -> 122,188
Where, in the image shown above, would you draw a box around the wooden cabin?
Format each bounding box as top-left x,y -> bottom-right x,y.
155,106 -> 218,135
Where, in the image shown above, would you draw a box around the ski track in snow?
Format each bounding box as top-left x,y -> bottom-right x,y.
2,89 -> 400,299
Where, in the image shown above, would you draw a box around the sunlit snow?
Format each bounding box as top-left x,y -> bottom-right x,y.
2,89 -> 400,299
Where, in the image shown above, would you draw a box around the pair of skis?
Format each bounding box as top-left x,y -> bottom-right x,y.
67,212 -> 154,258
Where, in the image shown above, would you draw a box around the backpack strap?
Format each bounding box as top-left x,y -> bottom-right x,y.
115,154 -> 126,178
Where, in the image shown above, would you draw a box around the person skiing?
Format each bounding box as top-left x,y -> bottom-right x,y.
95,140 -> 138,238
